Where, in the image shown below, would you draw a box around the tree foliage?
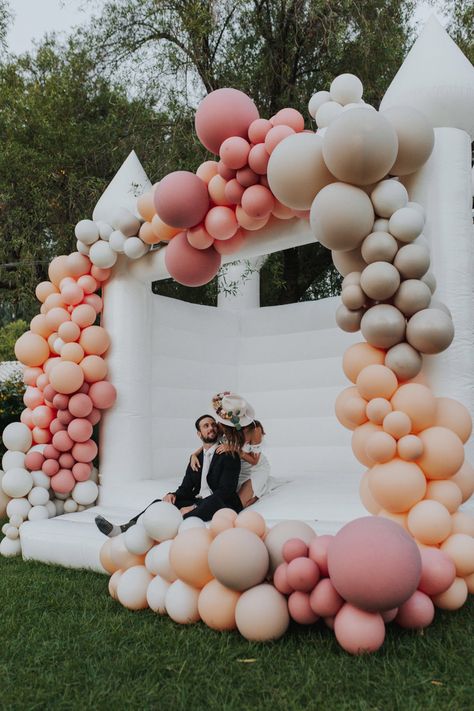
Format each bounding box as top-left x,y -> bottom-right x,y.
0,320 -> 27,361
0,374 -> 24,457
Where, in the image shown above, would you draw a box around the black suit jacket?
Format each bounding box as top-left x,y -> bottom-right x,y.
173,449 -> 242,521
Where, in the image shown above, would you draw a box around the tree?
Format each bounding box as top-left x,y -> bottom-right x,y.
0,320 -> 27,361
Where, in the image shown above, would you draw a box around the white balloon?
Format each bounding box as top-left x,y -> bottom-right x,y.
308,90 -> 330,118
77,505 -> 86,512
165,579 -> 200,624
9,514 -> 24,527
142,501 -> 182,542
373,218 -> 390,232
2,450 -> 25,471
109,230 -> 127,253
2,468 -> 33,498
117,565 -> 153,610
342,102 -> 368,112
2,523 -> 10,535
46,500 -> 57,518
0,537 -> 21,557
111,208 -> 141,237
6,497 -> 31,519
89,240 -> 118,269
54,499 -> 65,516
315,101 -> 343,128
124,524 -> 154,555
330,73 -> 363,105
97,221 -> 113,241
147,575 -> 170,614
71,480 -> 98,506
370,180 -> 408,218
406,201 -> 426,220
144,541 -> 177,581
75,219 -> 99,245
2,423 -> 33,453
123,237 -> 149,260
64,499 -> 78,513
28,505 -> 49,521
55,492 -> 68,501
28,486 -> 50,507
32,470 -> 51,489
5,525 -> 19,540
76,241 -> 90,256
178,517 -> 206,532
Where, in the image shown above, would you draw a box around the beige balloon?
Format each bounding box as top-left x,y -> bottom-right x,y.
421,271 -> 437,294
267,133 -> 335,210
330,73 -> 363,105
393,279 -> 432,317
373,218 -> 389,232
311,182 -> 374,252
336,303 -> 364,333
342,271 -> 362,288
361,231 -> 398,264
332,247 -> 366,276
370,180 -> 408,218
322,109 -> 398,185
208,528 -> 269,592
381,106 -> 435,176
393,243 -> 430,280
384,342 -> 422,381
388,207 -> 424,243
341,284 -> 366,310
264,520 -> 316,572
316,101 -> 343,128
235,584 -> 289,641
360,261 -> 400,301
308,90 -> 330,118
361,304 -> 406,349
406,308 -> 455,355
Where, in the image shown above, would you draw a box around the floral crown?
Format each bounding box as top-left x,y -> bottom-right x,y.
212,391 -> 244,430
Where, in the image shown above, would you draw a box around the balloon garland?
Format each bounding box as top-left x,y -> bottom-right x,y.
1,71 -> 473,654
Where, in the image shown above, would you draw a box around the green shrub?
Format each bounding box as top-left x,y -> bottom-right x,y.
0,374 -> 25,457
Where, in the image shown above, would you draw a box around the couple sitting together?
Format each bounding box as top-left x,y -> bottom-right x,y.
95,392 -> 271,537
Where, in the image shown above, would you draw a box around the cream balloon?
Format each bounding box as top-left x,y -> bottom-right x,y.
360,304 -> 406,349
406,309 -> 455,355
310,183 -> 374,252
360,262 -> 400,301
361,232 -> 398,264
381,106 -> 434,176
332,247 -> 366,276
393,243 -> 430,279
393,280 -> 432,317
370,180 -> 408,218
235,584 -> 290,641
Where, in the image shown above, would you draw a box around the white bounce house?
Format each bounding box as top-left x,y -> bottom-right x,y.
19,17 -> 474,572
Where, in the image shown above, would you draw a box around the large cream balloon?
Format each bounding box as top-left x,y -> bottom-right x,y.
235,584 -> 290,641
393,280 -> 432,317
322,109 -> 398,186
384,343 -> 422,381
370,180 -> 408,218
360,304 -> 406,349
361,232 -> 398,264
381,106 -> 435,176
406,309 -> 455,355
208,528 -> 269,591
311,183 -> 374,252
266,133 -> 335,210
360,262 -> 400,301
332,247 -> 366,276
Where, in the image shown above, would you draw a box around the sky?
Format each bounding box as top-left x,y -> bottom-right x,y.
7,0 -> 448,56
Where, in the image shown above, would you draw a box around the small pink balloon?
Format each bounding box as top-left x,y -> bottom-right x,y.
52,430 -> 74,452
32,405 -> 55,429
84,294 -> 103,313
272,108 -> 305,132
57,409 -> 74,425
43,444 -> 60,460
88,381 -> 117,410
418,547 -> 456,596
288,591 -> 320,625
248,118 -> 272,144
24,367 -> 43,386
273,563 -> 293,595
248,144 -> 270,175
154,171 -> 209,229
395,591 -> 435,629
264,125 -> 295,154
282,538 -> 309,563
24,386 -> 44,409
68,393 -> 93,418
52,393 -> 69,410
36,373 -> 50,390
195,87 -> 259,155
241,185 -> 274,218
334,604 -> 386,655
61,283 -> 84,306
224,179 -> 245,205
309,578 -> 344,617
287,557 -> 320,593
381,608 -> 399,623
72,461 -> 92,481
236,166 -> 259,187
50,418 -> 66,434
59,453 -> 75,469
77,275 -> 97,294
217,161 -> 236,180
21,408 -> 34,428
308,535 -> 333,577
72,439 -> 98,463
42,458 -> 60,476
51,469 -> 75,494
78,382 -> 90,394
87,408 -> 101,426
219,136 -> 250,170
24,451 -> 45,471
205,206 -> 239,241
43,384 -> 57,404
32,427 -> 51,445
213,229 -> 247,256
165,232 -> 221,287
187,224 -> 214,250
68,418 -> 93,443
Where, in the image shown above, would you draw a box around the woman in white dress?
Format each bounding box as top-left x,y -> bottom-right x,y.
191,392 -> 271,508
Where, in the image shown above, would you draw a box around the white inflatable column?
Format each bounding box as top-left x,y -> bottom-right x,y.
217,257 -> 266,310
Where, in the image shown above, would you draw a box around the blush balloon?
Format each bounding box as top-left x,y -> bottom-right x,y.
87,408 -> 101,426
204,206 -> 238,240
72,462 -> 92,482
72,439 -> 98,463
42,459 -> 60,476
24,452 -> 45,471
43,445 -> 60,460
308,535 -> 333,577
50,469 -> 75,494
52,430 -> 74,452
88,381 -> 117,410
241,185 -> 274,218
309,579 -> 344,617
68,393 -> 93,418
154,171 -> 209,229
50,418 -> 66,434
67,418 -> 93,443
282,538 -> 309,563
57,410 -> 74,425
273,563 -> 293,595
53,394 -> 69,410
195,88 -> 259,155
286,557 -> 320,592
58,453 -> 75,469
288,591 -> 319,625
165,232 -> 221,287
395,591 -> 435,629
418,547 -> 457,596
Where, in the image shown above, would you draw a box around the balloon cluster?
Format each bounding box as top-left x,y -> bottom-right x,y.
75,207 -> 149,268
0,252 -> 117,557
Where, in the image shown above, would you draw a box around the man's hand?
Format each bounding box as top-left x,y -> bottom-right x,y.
163,493 -> 176,504
180,505 -> 197,515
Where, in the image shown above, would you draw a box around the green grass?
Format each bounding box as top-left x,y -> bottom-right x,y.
0,554 -> 473,711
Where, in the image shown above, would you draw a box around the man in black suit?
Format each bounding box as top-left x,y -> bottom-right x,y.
95,414 -> 242,536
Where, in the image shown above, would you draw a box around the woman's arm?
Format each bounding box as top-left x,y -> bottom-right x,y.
240,426 -> 263,465
190,446 -> 203,471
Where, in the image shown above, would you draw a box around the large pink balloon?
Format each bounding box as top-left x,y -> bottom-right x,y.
334,604 -> 386,655
327,517 -> 421,612
154,171 -> 209,229
88,381 -> 117,410
195,88 -> 259,155
165,232 -> 221,287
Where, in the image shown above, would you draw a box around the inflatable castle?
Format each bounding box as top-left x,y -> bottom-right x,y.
1,17 -> 474,653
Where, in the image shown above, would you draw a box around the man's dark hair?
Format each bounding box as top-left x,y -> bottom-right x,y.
195,414 -> 216,432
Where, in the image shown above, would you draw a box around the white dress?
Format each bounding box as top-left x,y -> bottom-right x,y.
237,441 -> 271,498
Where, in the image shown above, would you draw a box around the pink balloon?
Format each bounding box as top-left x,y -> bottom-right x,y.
165,232 -> 221,287
72,439 -> 98,463
154,171 -> 209,229
68,393 -> 93,418
24,386 -> 44,409
264,125 -> 295,154
272,108 -> 305,132
68,418 -> 93,443
88,381 -> 117,410
72,461 -> 92,481
32,427 -> 51,445
36,373 -> 49,390
381,608 -> 399,623
282,538 -> 309,563
53,393 -> 69,410
309,579 -> 344,617
327,517 -> 422,612
235,206 -> 269,231
43,445 -> 60,460
52,430 -> 74,452
286,557 -> 320,592
59,453 -> 75,469
90,266 -> 111,283
42,458 -> 60,476
219,136 -> 250,170
418,547 -> 456,596
77,275 -> 98,294
87,408 -> 101,426
213,229 -> 247,256
236,166 -> 259,188
43,384 -> 57,404
78,382 -> 90,394
84,294 -> 103,313
241,185 -> 274,218
334,604 -> 386,655
248,118 -> 272,144
395,591 -> 435,629
51,469 -> 75,494
21,408 -> 34,429
195,88 -> 259,155
32,405 -> 55,429
217,161 -> 236,180
288,591 -> 320,625
24,451 -> 45,471
224,179 -> 245,205
57,409 -> 74,425
273,563 -> 293,595
248,144 -> 270,175
187,224 -> 214,250
205,206 -> 239,240
50,418 -> 66,434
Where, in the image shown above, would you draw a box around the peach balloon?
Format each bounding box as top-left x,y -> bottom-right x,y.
138,222 -> 160,245
434,397 -> 472,443
84,294 -> 103,313
365,431 -> 397,464
43,293 -> 66,312
136,191 -> 156,222
335,386 -> 368,430
440,533 -> 474,577
15,332 -> 50,367
431,576 -> 468,610
383,411 -> 412,439
71,304 -> 96,329
356,364 -> 398,401
213,229 -> 247,256
48,255 -> 71,287
108,570 -> 123,599
30,315 -> 53,339
451,512 -> 474,537
208,174 -> 230,206
366,398 -> 392,425
90,266 -> 111,283
377,509 -> 409,531
272,107 -> 305,132
208,528 -> 269,591
204,206 -> 238,240
110,536 -> 145,572
219,136 -> 250,170
79,326 -> 110,356
198,579 -> 240,631
196,160 -> 218,184
273,563 -> 293,594
451,461 -> 474,503
248,143 -> 270,175
58,320 -> 81,342
308,535 -> 332,577
264,125 -> 295,154
187,224 -> 214,250
235,584 -> 289,641
241,185 -> 274,218
390,383 -> 436,433
359,470 -> 382,514
343,342 -> 385,383
60,342 -> 84,364
49,361 -> 84,394
234,510 -> 266,538
24,387 -> 44,409
151,214 -> 181,242
236,166 -> 259,187
66,253 -> 91,278
21,408 -> 34,428
36,281 -> 59,303
407,500 -> 452,545
309,579 -> 344,617
416,427 -> 465,480
272,200 -> 295,220
81,355 -> 107,383
100,538 -> 119,574
224,178 -> 245,205
368,459 -> 426,512
32,427 -> 51,444
334,604 -> 386,655
352,422 -> 382,467
37,370 -> 51,386
397,434 -> 424,461
45,307 -> 70,332
169,528 -> 213,589
32,405 -> 54,429
61,283 -> 84,306
248,118 -> 272,143
235,206 -> 269,231
24,367 -> 43,386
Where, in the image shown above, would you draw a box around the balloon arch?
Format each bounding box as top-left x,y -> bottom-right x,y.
1,18 -> 474,653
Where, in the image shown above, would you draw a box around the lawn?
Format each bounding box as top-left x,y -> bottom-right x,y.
1,552 -> 473,711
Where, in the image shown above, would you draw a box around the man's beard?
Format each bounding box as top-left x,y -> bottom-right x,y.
202,432 -> 218,444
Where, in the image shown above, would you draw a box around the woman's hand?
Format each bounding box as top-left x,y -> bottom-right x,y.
190,454 -> 201,471
216,443 -> 231,454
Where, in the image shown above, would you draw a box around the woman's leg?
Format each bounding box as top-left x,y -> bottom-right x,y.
238,480 -> 258,508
